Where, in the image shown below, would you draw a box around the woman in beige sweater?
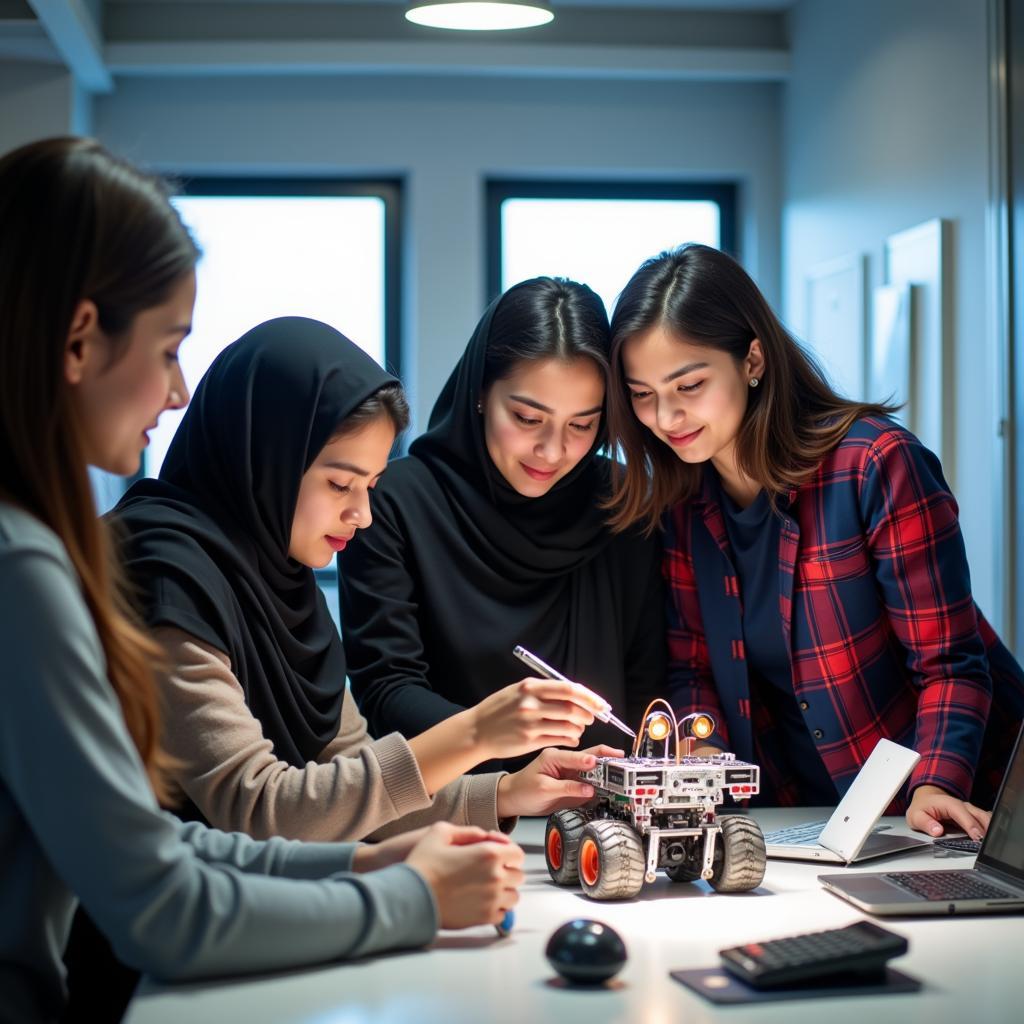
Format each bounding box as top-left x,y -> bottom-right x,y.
113,316 -> 618,843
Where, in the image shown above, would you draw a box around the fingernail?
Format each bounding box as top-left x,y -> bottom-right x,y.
931,825 -> 942,835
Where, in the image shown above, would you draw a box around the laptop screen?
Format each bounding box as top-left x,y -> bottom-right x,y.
978,724 -> 1024,881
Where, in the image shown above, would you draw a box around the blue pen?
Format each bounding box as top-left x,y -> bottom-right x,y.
495,910 -> 515,938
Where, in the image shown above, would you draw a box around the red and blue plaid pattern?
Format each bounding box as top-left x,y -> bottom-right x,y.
664,417 -> 1024,810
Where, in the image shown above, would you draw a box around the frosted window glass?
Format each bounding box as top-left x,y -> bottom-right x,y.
500,198 -> 720,315
146,195 -> 386,479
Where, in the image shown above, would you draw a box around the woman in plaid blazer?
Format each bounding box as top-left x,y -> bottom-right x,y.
604,243 -> 1024,841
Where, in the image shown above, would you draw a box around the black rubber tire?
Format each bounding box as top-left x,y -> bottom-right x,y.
545,809 -> 589,885
709,815 -> 767,893
578,820 -> 645,900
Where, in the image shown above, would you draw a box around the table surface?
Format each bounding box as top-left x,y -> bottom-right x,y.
125,808 -> 1019,1024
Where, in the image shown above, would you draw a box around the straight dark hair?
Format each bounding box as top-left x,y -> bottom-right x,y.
483,276 -> 610,389
605,244 -> 896,533
0,137 -> 200,803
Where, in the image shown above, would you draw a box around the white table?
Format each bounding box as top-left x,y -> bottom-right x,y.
125,809 -> 1019,1023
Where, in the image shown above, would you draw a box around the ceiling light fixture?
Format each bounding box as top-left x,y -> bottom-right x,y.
405,2 -> 554,32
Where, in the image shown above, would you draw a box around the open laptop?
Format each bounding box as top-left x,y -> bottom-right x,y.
819,724 -> 1024,915
763,738 -> 930,864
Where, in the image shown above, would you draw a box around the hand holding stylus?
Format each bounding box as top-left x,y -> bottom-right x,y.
468,675 -> 609,758
513,645 -> 636,739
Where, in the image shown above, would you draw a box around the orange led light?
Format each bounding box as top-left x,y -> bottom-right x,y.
632,698 -> 682,760
648,714 -> 671,741
692,715 -> 714,740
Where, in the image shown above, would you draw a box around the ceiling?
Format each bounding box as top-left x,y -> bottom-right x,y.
112,1 -> 794,8
0,1 -> 794,93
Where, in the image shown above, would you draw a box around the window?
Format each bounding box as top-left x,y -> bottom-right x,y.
149,180 -> 401,629
147,179 -> 402,478
486,180 -> 737,313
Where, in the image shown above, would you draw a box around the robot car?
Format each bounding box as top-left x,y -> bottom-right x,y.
545,700 -> 768,900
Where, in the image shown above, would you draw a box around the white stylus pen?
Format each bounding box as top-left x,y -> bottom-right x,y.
513,645 -> 636,739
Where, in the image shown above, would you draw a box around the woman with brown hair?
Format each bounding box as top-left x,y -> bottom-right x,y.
604,243 -> 1024,838
0,136 -> 522,1023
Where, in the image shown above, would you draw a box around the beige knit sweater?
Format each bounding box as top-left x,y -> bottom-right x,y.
153,626 -> 507,842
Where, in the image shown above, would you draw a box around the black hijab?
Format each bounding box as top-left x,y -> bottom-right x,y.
114,317 -> 398,767
408,290 -> 614,576
340,282 -> 664,761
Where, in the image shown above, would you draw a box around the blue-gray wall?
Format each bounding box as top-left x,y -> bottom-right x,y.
783,0 -> 1002,627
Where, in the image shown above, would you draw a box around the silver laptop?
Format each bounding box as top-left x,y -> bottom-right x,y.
819,724 -> 1024,915
763,739 -> 929,864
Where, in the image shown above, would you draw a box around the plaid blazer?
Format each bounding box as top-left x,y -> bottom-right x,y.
664,417 -> 1024,810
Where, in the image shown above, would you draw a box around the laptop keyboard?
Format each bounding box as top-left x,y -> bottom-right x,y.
885,870 -> 1016,901
763,821 -> 830,845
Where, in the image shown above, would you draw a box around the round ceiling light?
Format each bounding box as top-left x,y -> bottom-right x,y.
406,2 -> 554,32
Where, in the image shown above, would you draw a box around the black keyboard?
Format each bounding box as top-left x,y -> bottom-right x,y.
885,870 -> 1014,901
719,920 -> 907,989
933,836 -> 983,853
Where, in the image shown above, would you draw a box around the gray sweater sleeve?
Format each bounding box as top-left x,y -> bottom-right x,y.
0,543 -> 438,983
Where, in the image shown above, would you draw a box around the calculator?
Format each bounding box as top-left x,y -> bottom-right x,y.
719,921 -> 909,989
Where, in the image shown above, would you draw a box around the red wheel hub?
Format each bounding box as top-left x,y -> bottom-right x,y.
547,827 -> 563,870
580,838 -> 600,887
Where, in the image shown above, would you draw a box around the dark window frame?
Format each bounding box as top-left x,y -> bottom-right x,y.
485,179 -> 739,304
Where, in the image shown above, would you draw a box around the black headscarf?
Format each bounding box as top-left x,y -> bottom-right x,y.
113,317 -> 398,767
408,292 -> 613,575
341,287 -> 666,760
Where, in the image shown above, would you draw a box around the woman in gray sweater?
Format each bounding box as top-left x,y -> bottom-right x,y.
0,137 -> 523,1023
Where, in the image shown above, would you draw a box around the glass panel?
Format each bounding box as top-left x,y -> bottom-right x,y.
146,194 -> 386,479
500,197 -> 721,315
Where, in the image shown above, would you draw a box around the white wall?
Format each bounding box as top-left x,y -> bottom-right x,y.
782,0 -> 1000,625
94,74 -> 782,432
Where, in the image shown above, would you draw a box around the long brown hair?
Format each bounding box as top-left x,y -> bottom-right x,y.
0,137 -> 200,803
605,244 -> 896,533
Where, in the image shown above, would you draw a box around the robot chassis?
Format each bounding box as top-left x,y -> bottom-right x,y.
545,701 -> 768,900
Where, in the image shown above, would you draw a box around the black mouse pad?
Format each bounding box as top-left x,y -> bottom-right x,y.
670,966 -> 921,1005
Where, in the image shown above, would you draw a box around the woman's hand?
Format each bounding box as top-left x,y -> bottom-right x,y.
906,784 -> 991,840
405,822 -> 524,929
496,744 -> 623,819
467,678 -> 610,760
350,827 -> 431,873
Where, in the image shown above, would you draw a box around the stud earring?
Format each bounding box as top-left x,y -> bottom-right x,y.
477,401 -> 483,413
749,377 -> 760,388
169,390 -> 182,404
